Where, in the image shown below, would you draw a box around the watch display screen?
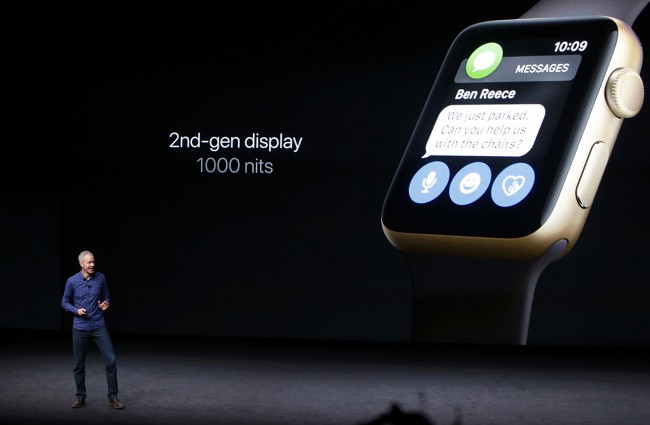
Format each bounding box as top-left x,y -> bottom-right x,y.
382,17 -> 618,238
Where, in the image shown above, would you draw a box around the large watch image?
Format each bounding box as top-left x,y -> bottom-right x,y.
382,8 -> 645,344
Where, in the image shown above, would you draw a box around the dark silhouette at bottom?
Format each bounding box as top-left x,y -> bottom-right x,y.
358,402 -> 463,425
358,403 -> 433,425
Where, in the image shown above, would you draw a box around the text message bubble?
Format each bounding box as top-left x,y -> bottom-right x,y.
423,104 -> 545,158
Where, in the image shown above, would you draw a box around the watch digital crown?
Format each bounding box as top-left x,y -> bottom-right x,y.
605,67 -> 644,118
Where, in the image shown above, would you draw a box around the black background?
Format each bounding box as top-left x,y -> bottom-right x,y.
2,1 -> 649,346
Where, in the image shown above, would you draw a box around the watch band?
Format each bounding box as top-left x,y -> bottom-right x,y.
406,0 -> 648,345
521,0 -> 649,25
408,240 -> 567,345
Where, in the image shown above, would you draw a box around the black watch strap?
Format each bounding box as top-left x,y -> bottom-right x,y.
521,0 -> 650,25
407,240 -> 567,345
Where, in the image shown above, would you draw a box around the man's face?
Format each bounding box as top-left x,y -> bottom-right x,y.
80,254 -> 96,276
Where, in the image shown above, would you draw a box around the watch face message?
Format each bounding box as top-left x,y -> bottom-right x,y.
423,104 -> 546,158
408,42 -> 546,208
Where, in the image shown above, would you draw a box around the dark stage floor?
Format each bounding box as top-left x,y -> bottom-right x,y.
1,329 -> 649,425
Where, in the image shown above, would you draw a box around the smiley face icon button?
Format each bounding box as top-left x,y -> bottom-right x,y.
449,162 -> 492,206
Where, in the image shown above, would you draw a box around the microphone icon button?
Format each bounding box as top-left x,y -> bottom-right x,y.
409,162 -> 450,204
421,171 -> 438,193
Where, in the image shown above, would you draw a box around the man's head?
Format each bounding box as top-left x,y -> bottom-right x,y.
78,250 -> 95,277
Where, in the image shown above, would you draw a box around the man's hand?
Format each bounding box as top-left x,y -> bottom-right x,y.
98,300 -> 110,311
77,308 -> 87,316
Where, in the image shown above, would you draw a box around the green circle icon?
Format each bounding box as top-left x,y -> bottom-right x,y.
466,42 -> 503,79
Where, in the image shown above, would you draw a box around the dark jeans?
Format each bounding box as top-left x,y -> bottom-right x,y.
72,325 -> 118,399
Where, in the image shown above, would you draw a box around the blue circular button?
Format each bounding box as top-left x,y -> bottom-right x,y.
491,163 -> 535,207
449,162 -> 491,206
408,161 -> 450,204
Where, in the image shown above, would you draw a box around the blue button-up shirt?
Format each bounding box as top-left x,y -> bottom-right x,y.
61,271 -> 111,330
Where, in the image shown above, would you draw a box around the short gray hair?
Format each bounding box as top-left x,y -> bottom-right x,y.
78,250 -> 94,263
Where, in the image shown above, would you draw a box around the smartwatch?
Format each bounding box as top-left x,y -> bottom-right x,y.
381,0 -> 648,344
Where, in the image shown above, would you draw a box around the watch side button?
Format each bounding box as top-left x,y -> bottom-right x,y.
576,142 -> 610,209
